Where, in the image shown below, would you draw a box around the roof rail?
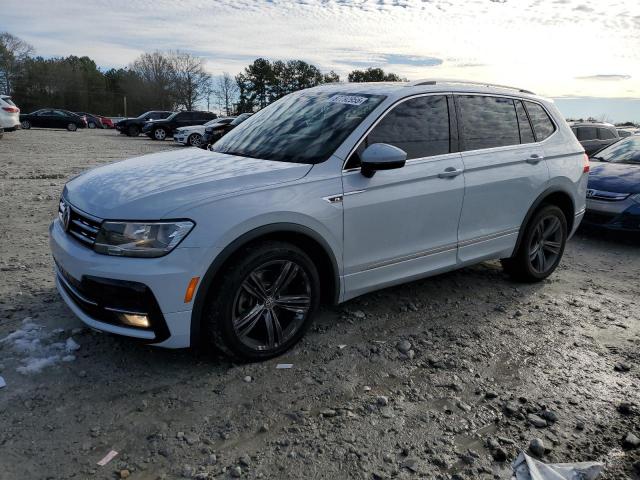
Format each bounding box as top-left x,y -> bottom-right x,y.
407,78 -> 536,95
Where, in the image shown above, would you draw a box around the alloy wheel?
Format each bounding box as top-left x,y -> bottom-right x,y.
232,260 -> 312,352
68,123 -> 77,131
21,120 -> 31,129
528,214 -> 563,274
154,128 -> 166,140
189,134 -> 202,147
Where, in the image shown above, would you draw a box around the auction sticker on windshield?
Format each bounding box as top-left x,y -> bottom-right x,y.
328,95 -> 368,106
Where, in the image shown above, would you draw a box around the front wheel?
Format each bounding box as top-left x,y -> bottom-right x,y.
21,120 -> 31,129
188,133 -> 202,147
204,241 -> 320,361
153,127 -> 167,140
67,123 -> 78,131
501,205 -> 567,282
88,122 -> 96,129
127,125 -> 139,137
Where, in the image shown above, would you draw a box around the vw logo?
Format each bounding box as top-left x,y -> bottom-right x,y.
586,189 -> 596,199
61,202 -> 71,231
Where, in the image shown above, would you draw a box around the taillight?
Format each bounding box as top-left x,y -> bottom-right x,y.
582,153 -> 589,173
2,106 -> 19,113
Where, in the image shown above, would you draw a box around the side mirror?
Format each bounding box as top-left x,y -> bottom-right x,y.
360,143 -> 407,178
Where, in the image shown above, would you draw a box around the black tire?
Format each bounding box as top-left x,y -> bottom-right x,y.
153,127 -> 167,141
188,133 -> 202,147
67,123 -> 77,131
501,204 -> 567,282
0,128 -> 3,139
203,241 -> 321,361
21,120 -> 31,130
127,125 -> 139,137
88,122 -> 96,129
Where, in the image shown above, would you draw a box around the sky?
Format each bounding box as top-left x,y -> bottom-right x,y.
2,0 -> 640,121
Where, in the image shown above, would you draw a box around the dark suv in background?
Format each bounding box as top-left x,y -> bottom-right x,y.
570,122 -> 619,156
143,111 -> 217,140
115,111 -> 174,137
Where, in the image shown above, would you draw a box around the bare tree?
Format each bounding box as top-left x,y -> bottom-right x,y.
213,72 -> 238,116
130,51 -> 175,109
170,51 -> 211,111
0,32 -> 34,95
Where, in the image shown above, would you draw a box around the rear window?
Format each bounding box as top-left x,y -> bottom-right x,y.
524,102 -> 555,141
577,127 -> 597,141
598,128 -> 616,140
458,95 -> 520,150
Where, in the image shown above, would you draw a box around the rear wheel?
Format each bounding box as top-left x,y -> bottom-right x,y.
501,204 -> 567,282
21,120 -> 31,129
67,123 -> 77,131
88,122 -> 96,129
127,125 -> 139,137
153,127 -> 167,140
188,133 -> 202,147
204,241 -> 320,361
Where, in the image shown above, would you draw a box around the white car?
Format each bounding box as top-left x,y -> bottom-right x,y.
50,80 -> 587,361
173,117 -> 235,147
0,95 -> 21,136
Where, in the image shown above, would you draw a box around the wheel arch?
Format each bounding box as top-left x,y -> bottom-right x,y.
512,187 -> 575,255
190,223 -> 341,347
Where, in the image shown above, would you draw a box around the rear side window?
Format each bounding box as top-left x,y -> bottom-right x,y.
366,95 -> 450,160
457,95 -> 520,150
515,101 -> 535,144
577,127 -> 597,141
598,128 -> 616,140
524,102 -> 555,141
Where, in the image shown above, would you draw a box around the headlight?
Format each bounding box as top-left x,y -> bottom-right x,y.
631,193 -> 640,204
94,221 -> 194,257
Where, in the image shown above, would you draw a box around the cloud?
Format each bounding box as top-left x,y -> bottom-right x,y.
575,75 -> 632,81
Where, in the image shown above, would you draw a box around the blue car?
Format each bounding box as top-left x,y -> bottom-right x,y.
585,136 -> 640,231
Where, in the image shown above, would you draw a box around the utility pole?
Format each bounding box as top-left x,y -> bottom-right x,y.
123,96 -> 127,117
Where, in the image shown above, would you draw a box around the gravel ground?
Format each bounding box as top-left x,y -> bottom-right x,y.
1,128 -> 639,480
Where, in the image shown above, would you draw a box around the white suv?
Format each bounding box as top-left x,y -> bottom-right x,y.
0,95 -> 21,136
50,80 -> 588,360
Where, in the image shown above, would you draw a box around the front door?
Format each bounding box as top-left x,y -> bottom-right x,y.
341,94 -> 465,300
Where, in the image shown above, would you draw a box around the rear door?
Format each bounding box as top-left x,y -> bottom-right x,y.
342,94 -> 465,297
455,94 -> 549,263
576,126 -> 599,155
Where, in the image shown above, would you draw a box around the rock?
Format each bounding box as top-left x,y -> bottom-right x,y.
457,401 -> 472,412
259,424 -> 269,433
541,410 -> 558,423
633,460 -> 640,474
396,340 -> 412,354
492,447 -> 508,462
614,362 -> 631,372
622,432 -> 640,449
207,454 -> 217,465
400,458 -> 419,472
243,376 -> 252,383
239,454 -> 250,467
320,408 -> 338,418
529,438 -> 545,457
353,310 -> 366,318
376,395 -> 389,407
576,421 -> 585,431
527,414 -> 547,428
485,391 -> 498,400
504,402 -> 519,416
184,433 -> 200,446
230,465 -> 242,478
181,465 -> 194,477
617,402 -> 634,416
119,470 -> 130,479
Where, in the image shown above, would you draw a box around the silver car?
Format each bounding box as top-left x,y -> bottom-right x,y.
50,80 -> 588,360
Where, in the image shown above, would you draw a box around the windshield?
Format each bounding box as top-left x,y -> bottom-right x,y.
593,136 -> 640,164
230,113 -> 251,126
212,91 -> 386,164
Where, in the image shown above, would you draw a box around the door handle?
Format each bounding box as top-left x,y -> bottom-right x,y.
525,154 -> 544,164
438,167 -> 463,179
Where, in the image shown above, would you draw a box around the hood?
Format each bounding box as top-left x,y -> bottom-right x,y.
588,161 -> 640,194
64,149 -> 312,219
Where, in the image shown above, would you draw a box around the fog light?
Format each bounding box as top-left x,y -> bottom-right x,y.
119,313 -> 150,328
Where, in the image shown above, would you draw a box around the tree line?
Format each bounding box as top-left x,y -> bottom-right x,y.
1,31 -> 403,117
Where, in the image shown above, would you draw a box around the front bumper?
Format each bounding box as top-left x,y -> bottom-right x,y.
49,219 -> 215,348
173,133 -> 188,144
584,198 -> 640,231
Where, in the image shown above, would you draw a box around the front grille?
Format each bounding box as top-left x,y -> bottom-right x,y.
59,199 -> 102,247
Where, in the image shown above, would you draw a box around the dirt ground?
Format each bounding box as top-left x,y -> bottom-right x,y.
1,128 -> 639,480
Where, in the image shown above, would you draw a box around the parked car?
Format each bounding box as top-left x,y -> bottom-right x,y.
20,109 -> 87,131
142,111 -> 217,140
173,117 -> 235,147
584,136 -> 640,230
76,112 -> 104,129
115,111 -> 174,137
617,128 -> 639,138
50,80 -> 587,360
570,122 -> 619,155
0,95 -> 21,133
97,115 -> 115,129
201,113 -> 252,149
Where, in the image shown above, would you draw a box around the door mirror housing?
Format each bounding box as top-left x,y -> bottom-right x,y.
360,143 -> 407,178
